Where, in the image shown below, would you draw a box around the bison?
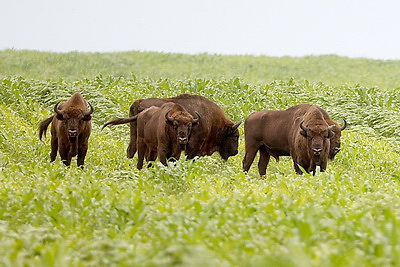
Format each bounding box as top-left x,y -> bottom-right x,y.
243,104 -> 336,175
318,108 -> 347,160
292,104 -> 347,160
39,92 -> 93,167
103,102 -> 199,169
289,104 -> 347,160
112,94 -> 241,160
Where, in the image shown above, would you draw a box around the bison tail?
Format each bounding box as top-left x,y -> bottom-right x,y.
102,115 -> 138,130
39,115 -> 54,140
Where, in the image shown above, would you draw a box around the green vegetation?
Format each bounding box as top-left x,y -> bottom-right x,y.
2,49 -> 400,89
1,50 -> 400,266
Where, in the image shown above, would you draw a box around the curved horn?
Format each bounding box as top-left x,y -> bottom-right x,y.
340,119 -> 347,131
165,110 -> 174,122
192,111 -> 200,123
54,102 -> 62,115
84,102 -> 94,116
232,120 -> 242,130
300,121 -> 308,131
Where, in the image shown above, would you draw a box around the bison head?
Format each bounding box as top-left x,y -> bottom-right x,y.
166,110 -> 200,146
328,119 -> 347,160
218,121 -> 242,160
300,121 -> 335,160
54,102 -> 94,140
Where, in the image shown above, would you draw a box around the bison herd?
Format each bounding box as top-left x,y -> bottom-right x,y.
39,92 -> 346,175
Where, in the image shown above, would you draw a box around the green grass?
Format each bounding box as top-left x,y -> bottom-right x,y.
2,49 -> 400,89
1,51 -> 400,266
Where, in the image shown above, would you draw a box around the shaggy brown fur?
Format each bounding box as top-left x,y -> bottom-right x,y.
39,93 -> 93,167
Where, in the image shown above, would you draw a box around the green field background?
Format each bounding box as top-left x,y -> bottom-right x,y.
1,49 -> 400,266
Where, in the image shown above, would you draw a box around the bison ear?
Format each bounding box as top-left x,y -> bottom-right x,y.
299,121 -> 307,137
56,113 -> 65,120
83,114 -> 92,121
327,125 -> 336,138
165,110 -> 174,125
192,111 -> 200,127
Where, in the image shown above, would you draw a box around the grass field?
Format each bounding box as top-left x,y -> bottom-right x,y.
1,50 -> 400,266
3,49 -> 400,89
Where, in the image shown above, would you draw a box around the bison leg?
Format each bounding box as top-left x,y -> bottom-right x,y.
294,160 -> 312,175
158,149 -> 168,166
146,149 -> 157,168
185,152 -> 197,160
146,149 -> 157,161
59,143 -> 71,166
170,146 -> 182,162
137,140 -> 147,170
308,161 -> 317,175
185,137 -> 206,159
319,161 -> 327,172
185,146 -> 201,160
292,158 -> 304,175
293,163 -> 303,175
127,105 -> 140,159
50,136 -> 58,162
77,144 -> 88,168
258,146 -> 270,176
242,143 -> 259,173
127,120 -> 137,158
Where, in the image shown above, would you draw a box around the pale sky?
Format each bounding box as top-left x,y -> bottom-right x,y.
1,0 -> 400,60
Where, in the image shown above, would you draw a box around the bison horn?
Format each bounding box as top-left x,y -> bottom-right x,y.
300,121 -> 308,131
82,102 -> 94,121
165,110 -> 174,122
341,119 -> 347,131
232,120 -> 242,130
84,102 -> 94,116
54,102 -> 62,115
192,111 -> 200,123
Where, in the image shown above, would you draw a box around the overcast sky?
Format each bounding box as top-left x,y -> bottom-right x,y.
1,0 -> 400,60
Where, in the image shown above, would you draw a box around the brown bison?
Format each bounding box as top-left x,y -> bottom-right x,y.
115,94 -> 241,160
39,93 -> 93,167
243,104 -> 336,175
103,102 -> 199,169
290,104 -> 347,160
